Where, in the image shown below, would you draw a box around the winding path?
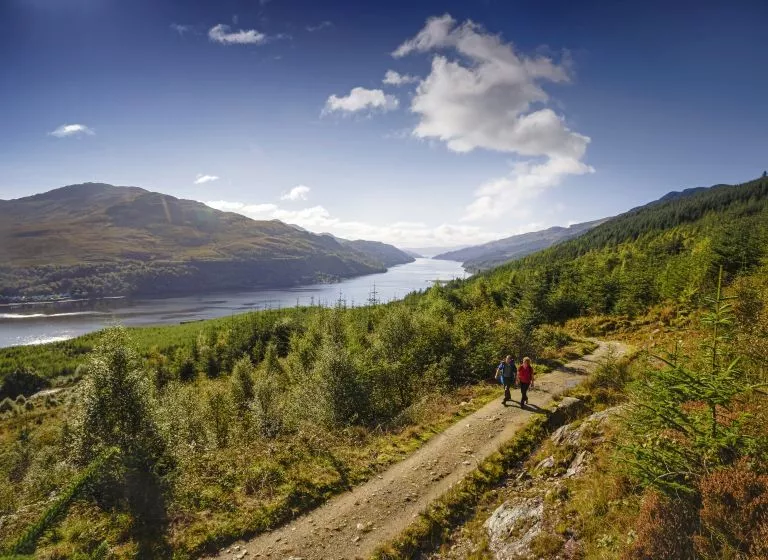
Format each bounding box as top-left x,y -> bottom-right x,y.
209,341 -> 627,560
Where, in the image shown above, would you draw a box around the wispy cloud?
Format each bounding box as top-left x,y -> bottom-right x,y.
383,70 -> 419,86
194,174 -> 220,185
306,21 -> 333,32
280,185 -> 310,201
323,87 -> 398,114
208,24 -> 267,45
49,124 -> 94,138
170,23 -> 193,35
205,199 -> 507,247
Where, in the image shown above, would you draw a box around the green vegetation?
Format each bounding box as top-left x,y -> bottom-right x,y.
1,175 -> 767,558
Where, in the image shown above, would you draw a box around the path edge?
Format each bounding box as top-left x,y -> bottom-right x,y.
371,345 -> 628,560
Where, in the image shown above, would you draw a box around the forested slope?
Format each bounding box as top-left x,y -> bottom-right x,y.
0,175 -> 767,559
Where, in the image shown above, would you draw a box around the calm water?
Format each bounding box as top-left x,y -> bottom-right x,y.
0,258 -> 466,348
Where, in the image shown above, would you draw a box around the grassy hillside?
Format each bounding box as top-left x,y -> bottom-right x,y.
0,183 -> 411,300
0,175 -> 766,559
433,219 -> 606,270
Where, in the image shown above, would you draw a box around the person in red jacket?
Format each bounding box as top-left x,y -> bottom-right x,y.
517,357 -> 534,407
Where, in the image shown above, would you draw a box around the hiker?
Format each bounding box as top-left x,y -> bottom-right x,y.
518,357 -> 534,407
495,354 -> 516,404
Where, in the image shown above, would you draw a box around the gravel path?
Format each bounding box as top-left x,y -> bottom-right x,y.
209,341 -> 627,560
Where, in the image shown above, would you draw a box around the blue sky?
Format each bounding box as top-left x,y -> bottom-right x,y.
1,0 -> 767,248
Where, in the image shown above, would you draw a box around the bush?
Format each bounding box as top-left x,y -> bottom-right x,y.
244,461 -> 286,496
0,396 -> 15,413
0,369 -> 50,400
622,491 -> 697,560
694,461 -> 768,559
204,388 -> 232,448
535,325 -> 572,351
230,355 -> 255,412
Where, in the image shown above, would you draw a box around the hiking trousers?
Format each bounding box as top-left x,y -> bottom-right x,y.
503,378 -> 515,402
520,382 -> 530,405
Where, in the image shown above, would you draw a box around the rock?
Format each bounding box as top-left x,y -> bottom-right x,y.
534,455 -> 556,472
551,407 -> 621,447
484,497 -> 544,559
459,401 -> 469,406
547,397 -> 585,427
565,450 -> 591,478
463,460 -> 472,466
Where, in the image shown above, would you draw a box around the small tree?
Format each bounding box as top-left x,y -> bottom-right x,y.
230,355 -> 255,412
71,328 -> 169,540
620,269 -> 762,496
252,343 -> 286,438
73,328 -> 165,468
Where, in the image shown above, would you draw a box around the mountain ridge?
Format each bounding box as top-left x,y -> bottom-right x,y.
434,219 -> 608,270
0,183 -> 413,300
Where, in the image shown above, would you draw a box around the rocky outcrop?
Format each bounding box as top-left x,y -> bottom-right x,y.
481,406 -> 621,560
485,498 -> 545,559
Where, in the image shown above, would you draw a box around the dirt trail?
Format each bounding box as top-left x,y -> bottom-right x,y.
210,341 -> 627,560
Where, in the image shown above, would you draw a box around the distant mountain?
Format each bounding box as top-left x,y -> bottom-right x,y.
434,219 -> 607,271
0,183 -> 407,300
407,246 -> 468,258
339,239 -> 414,268
402,249 -> 424,259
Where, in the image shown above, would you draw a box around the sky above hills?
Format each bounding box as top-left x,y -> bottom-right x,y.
2,0 -> 767,248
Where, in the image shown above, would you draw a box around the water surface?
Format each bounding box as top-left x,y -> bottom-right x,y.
0,258 -> 466,348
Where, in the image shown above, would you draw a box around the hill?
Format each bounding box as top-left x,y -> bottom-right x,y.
339,239 -> 414,268
434,219 -> 606,270
0,183 -> 410,300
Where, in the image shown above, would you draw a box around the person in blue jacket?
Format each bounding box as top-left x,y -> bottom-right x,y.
495,354 -> 517,404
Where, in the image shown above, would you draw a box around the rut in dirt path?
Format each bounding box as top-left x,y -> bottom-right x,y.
209,341 -> 627,560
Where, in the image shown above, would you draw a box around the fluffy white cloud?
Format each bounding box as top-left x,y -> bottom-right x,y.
394,14 -> 586,159
324,87 -> 399,114
194,174 -> 219,185
49,124 -> 94,138
383,70 -> 419,86
392,14 -> 593,221
280,185 -> 310,201
463,157 -> 594,221
208,24 -> 267,45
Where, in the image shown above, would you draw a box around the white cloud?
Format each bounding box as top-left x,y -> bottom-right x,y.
280,185 -> 311,201
307,21 -> 333,32
194,174 -> 219,185
49,124 -> 94,138
208,23 -> 267,45
383,70 -> 419,86
205,199 -> 509,247
323,87 -> 399,114
394,15 -> 585,158
170,23 -> 192,35
392,14 -> 593,221
463,157 -> 594,221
